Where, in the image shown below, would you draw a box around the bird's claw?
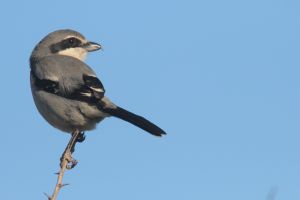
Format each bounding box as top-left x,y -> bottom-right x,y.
60,151 -> 78,169
76,132 -> 86,143
66,159 -> 78,169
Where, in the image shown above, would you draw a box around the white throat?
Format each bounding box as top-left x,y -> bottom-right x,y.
58,47 -> 87,61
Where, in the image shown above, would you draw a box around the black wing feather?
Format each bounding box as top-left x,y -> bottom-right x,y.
82,74 -> 105,99
31,70 -> 59,94
32,70 -> 105,105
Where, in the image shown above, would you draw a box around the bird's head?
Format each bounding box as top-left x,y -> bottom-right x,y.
31,29 -> 101,62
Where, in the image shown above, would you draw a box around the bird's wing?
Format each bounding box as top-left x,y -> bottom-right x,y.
31,55 -> 105,104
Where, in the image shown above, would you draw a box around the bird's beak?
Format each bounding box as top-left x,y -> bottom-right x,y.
82,41 -> 102,52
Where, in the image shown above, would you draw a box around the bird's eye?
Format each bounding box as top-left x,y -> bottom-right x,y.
68,38 -> 75,44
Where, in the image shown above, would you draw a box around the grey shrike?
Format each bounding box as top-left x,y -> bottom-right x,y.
30,29 -> 166,137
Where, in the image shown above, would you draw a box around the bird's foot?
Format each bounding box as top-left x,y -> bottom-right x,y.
58,130 -> 83,169
76,132 -> 86,143
60,150 -> 78,169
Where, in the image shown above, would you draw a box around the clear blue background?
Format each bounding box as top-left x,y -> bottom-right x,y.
0,0 -> 299,199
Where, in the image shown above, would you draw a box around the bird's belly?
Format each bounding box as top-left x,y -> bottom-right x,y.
31,88 -> 108,133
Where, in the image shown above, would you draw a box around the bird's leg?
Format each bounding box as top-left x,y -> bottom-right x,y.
60,130 -> 81,169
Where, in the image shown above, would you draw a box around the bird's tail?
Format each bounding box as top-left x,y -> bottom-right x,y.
101,105 -> 166,137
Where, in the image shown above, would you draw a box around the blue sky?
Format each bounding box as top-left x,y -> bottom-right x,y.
0,0 -> 300,199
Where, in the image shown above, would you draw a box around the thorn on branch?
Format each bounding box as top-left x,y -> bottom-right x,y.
44,192 -> 51,200
58,183 -> 70,188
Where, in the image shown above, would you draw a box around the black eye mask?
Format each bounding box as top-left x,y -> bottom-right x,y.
50,37 -> 82,53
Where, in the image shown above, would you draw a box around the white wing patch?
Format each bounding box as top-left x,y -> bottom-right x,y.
81,92 -> 92,97
90,86 -> 104,93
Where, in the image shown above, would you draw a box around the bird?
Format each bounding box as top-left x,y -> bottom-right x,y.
30,29 -> 166,138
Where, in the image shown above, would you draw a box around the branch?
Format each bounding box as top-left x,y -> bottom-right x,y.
45,130 -> 82,200
266,187 -> 278,200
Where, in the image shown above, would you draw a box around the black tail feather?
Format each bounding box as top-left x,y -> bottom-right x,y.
102,106 -> 166,137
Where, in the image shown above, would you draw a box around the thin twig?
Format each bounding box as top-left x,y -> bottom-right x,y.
46,130 -> 81,200
266,187 -> 278,200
